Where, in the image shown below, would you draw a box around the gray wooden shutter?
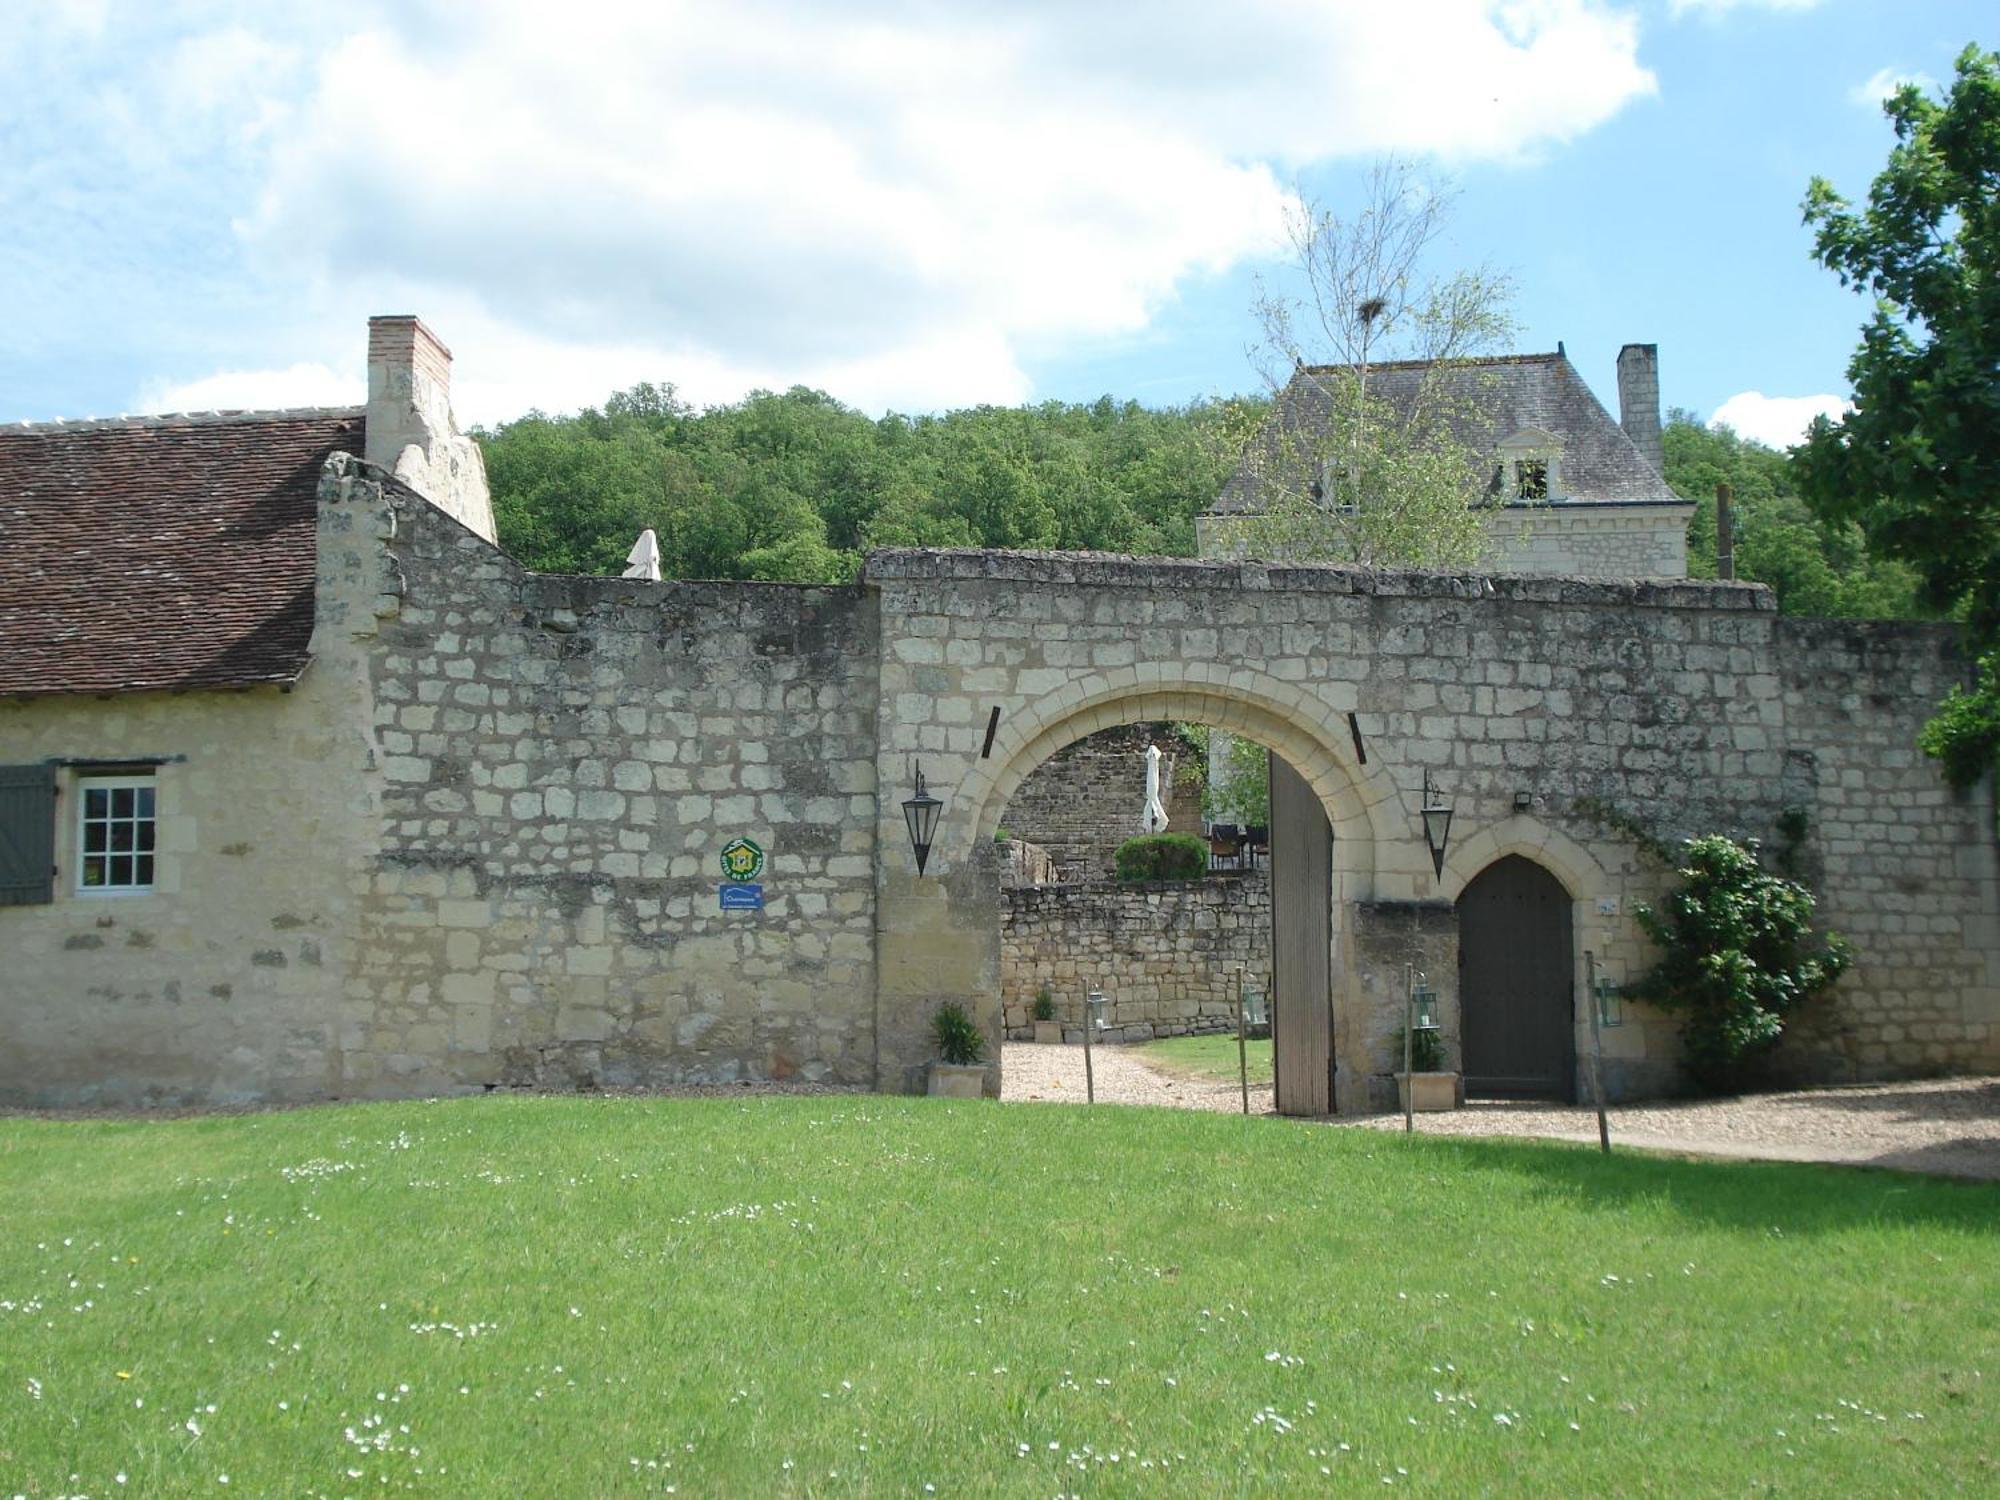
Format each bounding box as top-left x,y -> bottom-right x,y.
0,764 -> 57,906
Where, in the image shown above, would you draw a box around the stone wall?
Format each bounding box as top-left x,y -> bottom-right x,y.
1199,504 -> 1694,581
1001,872 -> 1271,1041
866,550 -> 1998,1111
6,493 -> 1995,1112
0,680 -> 374,1106
1479,504 -> 1693,580
1000,723 -> 1204,879
995,837 -> 1057,888
333,457 -> 882,1096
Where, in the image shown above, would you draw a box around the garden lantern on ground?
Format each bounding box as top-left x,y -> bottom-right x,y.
1411,978 -> 1439,1033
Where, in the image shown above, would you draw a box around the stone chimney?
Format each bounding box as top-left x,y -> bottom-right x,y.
364,315 -> 495,544
1615,343 -> 1664,478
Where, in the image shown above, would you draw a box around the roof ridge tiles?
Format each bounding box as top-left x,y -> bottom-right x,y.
0,405 -> 365,435
1295,351 -> 1564,375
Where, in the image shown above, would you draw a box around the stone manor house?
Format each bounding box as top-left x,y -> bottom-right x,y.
1,318 -> 1994,1112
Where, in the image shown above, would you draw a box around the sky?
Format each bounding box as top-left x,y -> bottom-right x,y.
0,1 -> 1989,448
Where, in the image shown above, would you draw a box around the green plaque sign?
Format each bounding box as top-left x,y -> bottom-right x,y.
719,837 -> 766,884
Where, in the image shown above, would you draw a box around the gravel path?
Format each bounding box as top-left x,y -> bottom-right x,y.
1002,1039 -> 1276,1114
1002,1042 -> 2000,1181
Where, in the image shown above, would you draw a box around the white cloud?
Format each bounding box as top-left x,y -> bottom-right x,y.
1669,0 -> 1821,16
1709,390 -> 1848,448
1848,66 -> 1936,108
94,1 -> 1660,418
138,362 -> 360,415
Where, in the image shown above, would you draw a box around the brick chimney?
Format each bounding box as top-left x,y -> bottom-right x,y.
1616,343 -> 1664,478
364,315 -> 495,543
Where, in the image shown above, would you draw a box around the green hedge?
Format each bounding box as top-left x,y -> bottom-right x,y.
1113,832 -> 1208,882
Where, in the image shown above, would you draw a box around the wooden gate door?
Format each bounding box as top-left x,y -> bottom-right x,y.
1269,753 -> 1333,1115
1457,856 -> 1574,1100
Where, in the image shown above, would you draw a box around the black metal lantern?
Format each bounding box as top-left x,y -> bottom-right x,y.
902,764 -> 942,876
1420,770 -> 1454,881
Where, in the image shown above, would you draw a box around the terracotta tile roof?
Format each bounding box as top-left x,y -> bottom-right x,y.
1211,352 -> 1684,516
0,409 -> 364,697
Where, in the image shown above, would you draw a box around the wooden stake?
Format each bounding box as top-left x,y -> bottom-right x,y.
1403,963 -> 1416,1135
1083,1013 -> 1095,1106
1584,950 -> 1612,1154
1237,983 -> 1250,1116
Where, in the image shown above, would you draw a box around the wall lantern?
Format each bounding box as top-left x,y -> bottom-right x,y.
1420,770 -> 1455,881
901,763 -> 942,876
1087,990 -> 1110,1031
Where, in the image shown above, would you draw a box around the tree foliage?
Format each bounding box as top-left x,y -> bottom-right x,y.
1239,161 -> 1516,569
480,385 -> 1252,582
1629,836 -> 1851,1094
1794,45 -> 2000,784
1181,723 -> 1270,827
1663,411 -> 1927,618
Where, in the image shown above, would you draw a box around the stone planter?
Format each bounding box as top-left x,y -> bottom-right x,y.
1033,1020 -> 1062,1044
928,1062 -> 987,1099
1396,1072 -> 1460,1113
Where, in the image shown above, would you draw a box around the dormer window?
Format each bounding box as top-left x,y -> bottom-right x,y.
1496,427 -> 1563,503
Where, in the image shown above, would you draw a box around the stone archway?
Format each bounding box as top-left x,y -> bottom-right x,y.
882,672 -> 1393,1115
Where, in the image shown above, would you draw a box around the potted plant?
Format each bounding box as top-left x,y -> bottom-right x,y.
929,1001 -> 988,1099
1394,1026 -> 1458,1112
1032,984 -> 1061,1044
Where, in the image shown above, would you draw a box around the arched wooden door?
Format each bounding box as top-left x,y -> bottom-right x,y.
1457,856 -> 1574,1100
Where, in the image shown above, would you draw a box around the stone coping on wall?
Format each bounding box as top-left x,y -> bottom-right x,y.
861,546 -> 1780,612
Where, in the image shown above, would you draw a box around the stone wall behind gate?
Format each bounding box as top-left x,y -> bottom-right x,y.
1000,872 -> 1272,1041
999,723 -> 1205,880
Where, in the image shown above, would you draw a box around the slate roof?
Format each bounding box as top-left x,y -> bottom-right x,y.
0,409 -> 364,697
1210,352 -> 1683,515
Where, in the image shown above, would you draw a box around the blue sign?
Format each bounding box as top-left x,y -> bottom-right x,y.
719,883 -> 764,911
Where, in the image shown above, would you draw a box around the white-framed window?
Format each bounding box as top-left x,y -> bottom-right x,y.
76,775 -> 156,894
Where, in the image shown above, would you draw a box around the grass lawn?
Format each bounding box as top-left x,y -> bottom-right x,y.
1138,1033 -> 1274,1086
1,1095 -> 1993,1495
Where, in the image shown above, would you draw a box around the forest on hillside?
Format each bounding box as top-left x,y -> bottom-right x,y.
476,385 -> 1930,621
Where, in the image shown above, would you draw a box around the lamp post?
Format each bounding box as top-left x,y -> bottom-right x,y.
1420,770 -> 1454,881
902,764 -> 942,876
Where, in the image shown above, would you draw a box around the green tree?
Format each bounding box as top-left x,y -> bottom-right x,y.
1663,411 -> 1925,618
1183,724 -> 1269,827
1241,160 -> 1516,568
1794,45 -> 2000,785
480,382 -> 1245,581
1630,836 -> 1851,1094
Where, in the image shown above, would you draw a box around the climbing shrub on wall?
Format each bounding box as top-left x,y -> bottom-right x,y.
1113,833 -> 1208,883
1629,835 -> 1851,1094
